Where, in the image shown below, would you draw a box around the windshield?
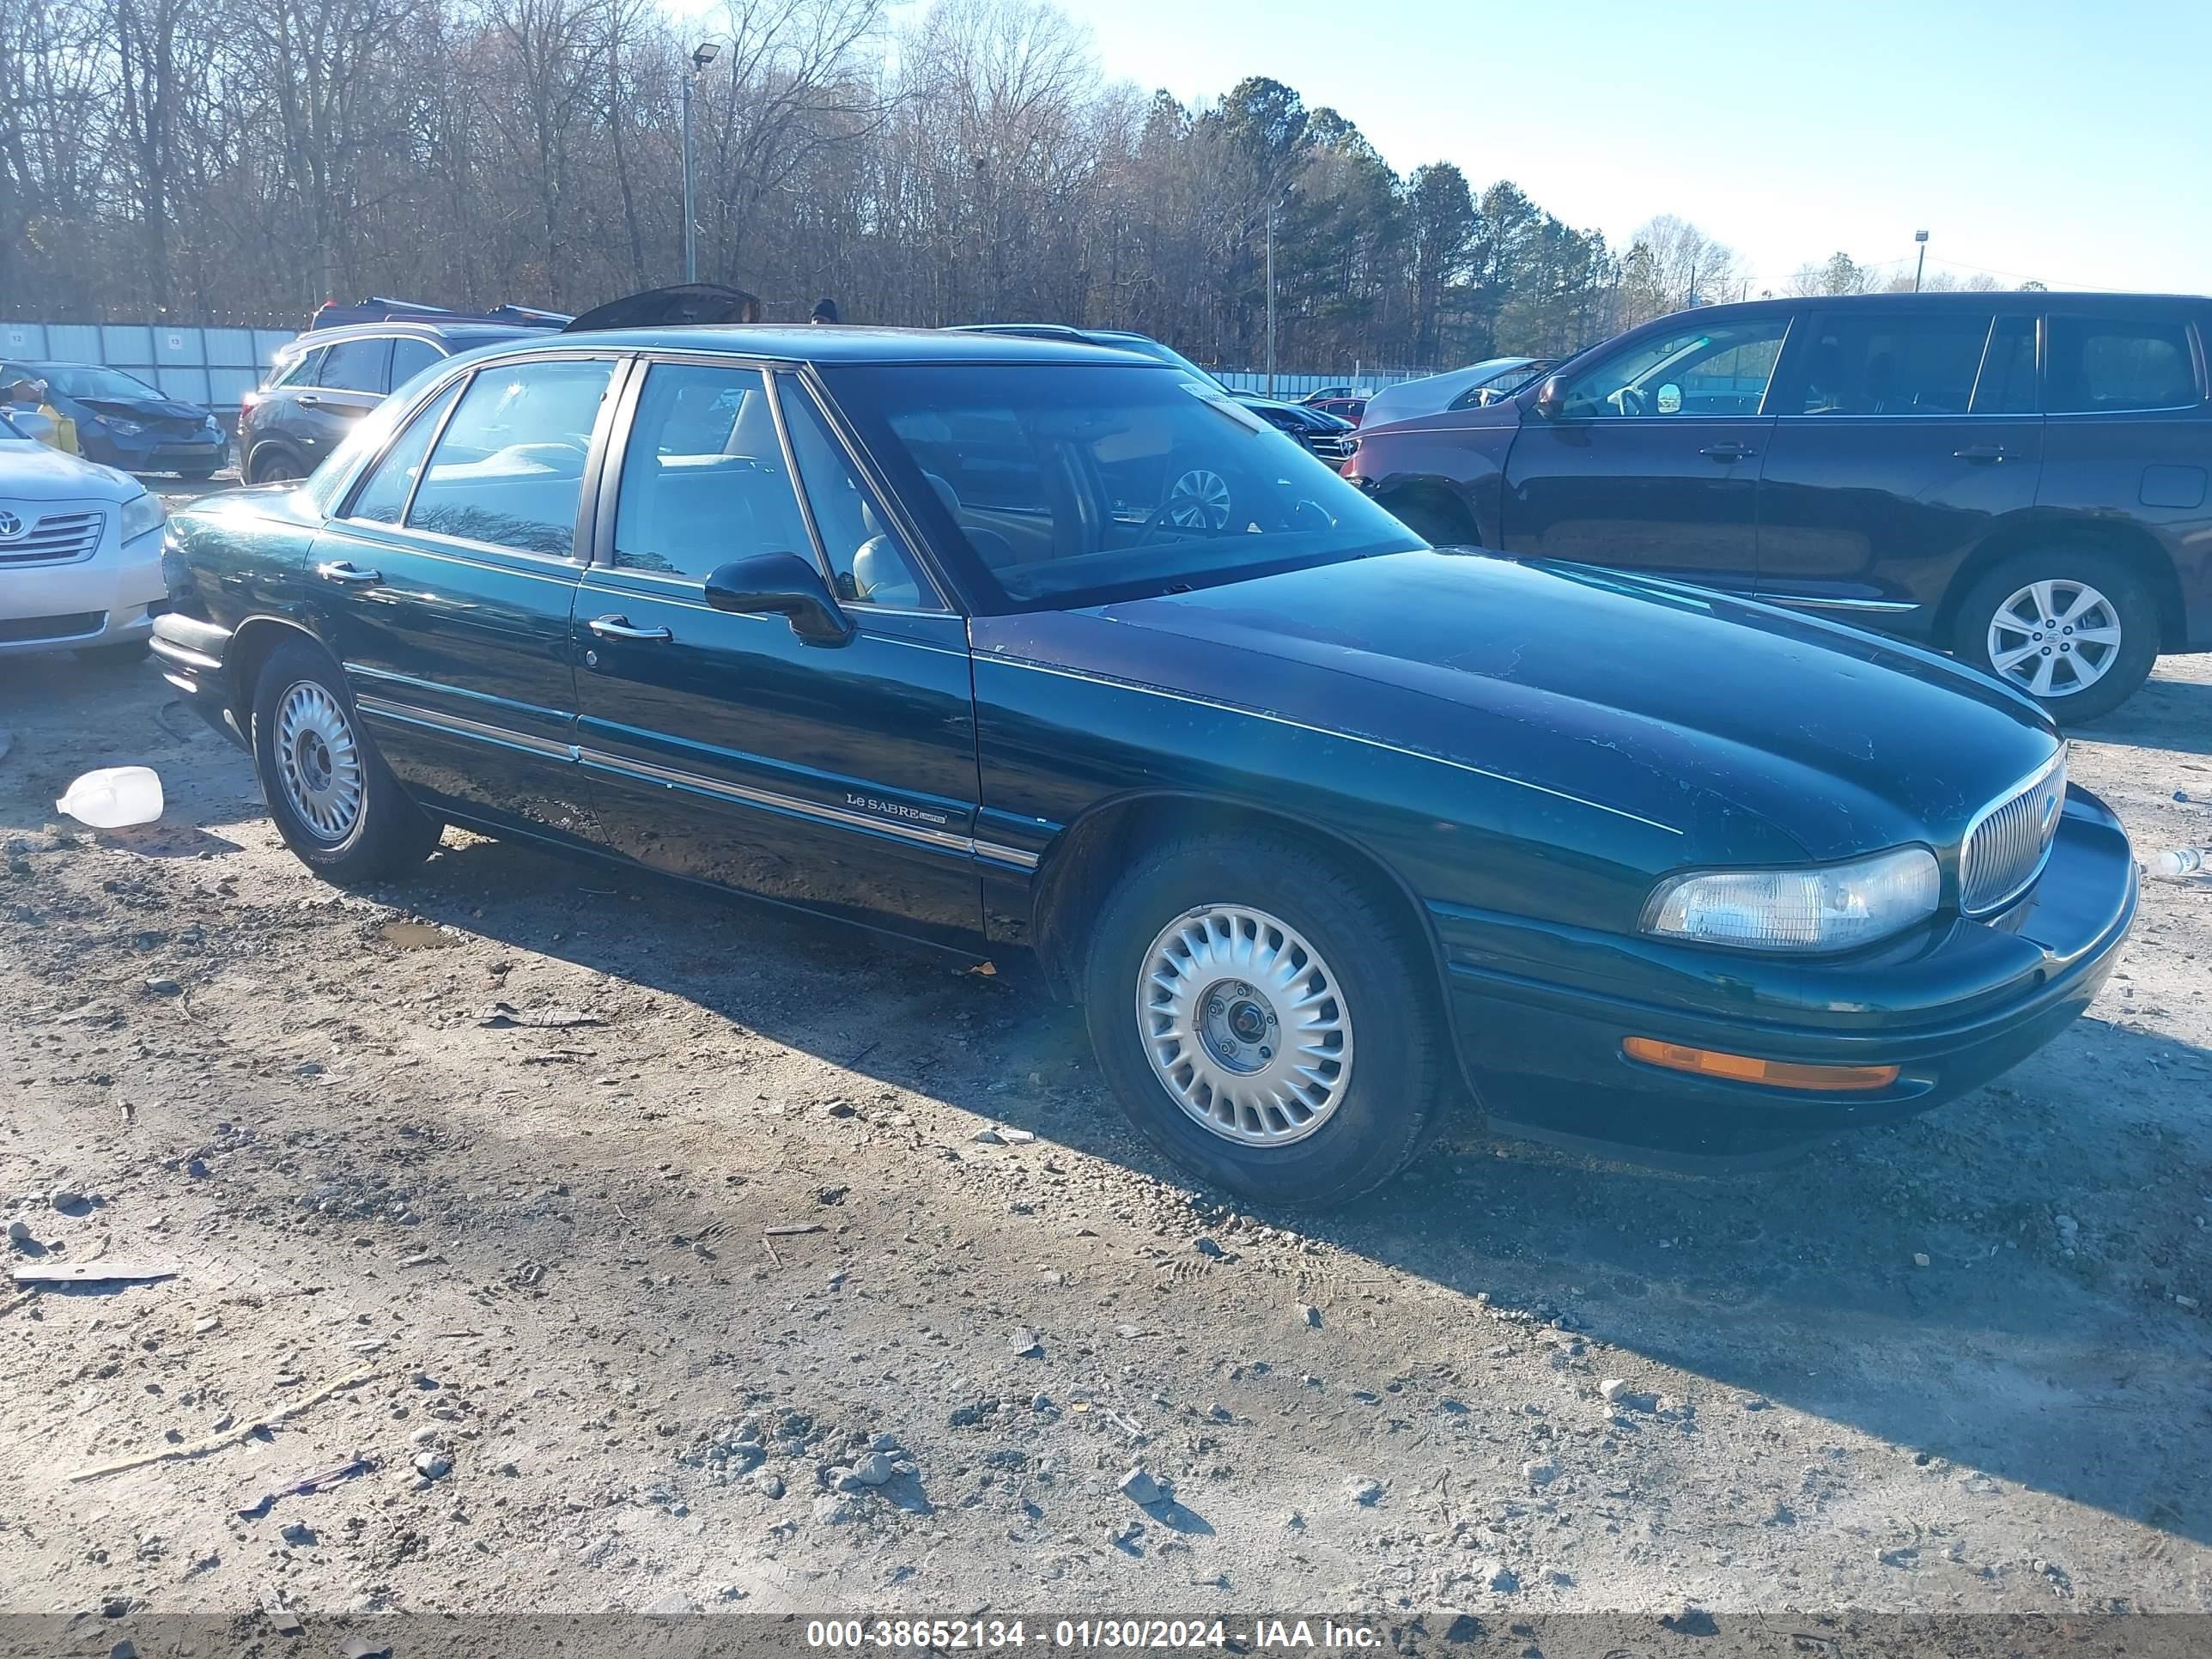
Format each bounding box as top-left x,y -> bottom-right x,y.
822,362 -> 1420,613
28,364 -> 162,402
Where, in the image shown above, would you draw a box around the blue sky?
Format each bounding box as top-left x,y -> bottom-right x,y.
1041,0 -> 2210,295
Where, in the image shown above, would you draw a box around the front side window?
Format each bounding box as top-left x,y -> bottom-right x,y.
406,358 -> 612,556
777,375 -> 937,609
319,337 -> 389,395
1559,319 -> 1790,418
823,362 -> 1419,612
1796,311 -> 1993,416
2047,315 -> 2199,413
346,381 -> 462,526
610,362 -> 811,580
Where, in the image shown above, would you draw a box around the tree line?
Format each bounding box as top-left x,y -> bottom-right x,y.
0,0 -> 2039,372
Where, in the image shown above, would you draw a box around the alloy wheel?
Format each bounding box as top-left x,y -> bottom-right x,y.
1985,578 -> 2123,699
272,680 -> 365,842
1136,903 -> 1353,1146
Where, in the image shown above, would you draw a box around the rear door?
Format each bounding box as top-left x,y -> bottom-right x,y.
293,334 -> 391,469
1500,312 -> 1793,589
570,359 -> 982,948
1756,308 -> 2043,635
305,351 -> 621,843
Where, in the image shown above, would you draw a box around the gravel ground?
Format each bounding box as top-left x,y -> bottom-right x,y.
1,519 -> 2209,1626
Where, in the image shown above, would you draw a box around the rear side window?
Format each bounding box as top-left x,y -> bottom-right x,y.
319,337 -> 389,394
406,358 -> 613,556
347,381 -> 461,526
2047,316 -> 2198,412
1797,312 -> 1992,416
389,337 -> 443,389
269,348 -> 323,390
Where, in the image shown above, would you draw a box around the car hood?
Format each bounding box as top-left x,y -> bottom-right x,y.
76,394 -> 210,422
0,438 -> 141,501
988,551 -> 2059,864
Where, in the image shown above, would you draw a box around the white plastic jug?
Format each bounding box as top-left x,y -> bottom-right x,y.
55,766 -> 164,828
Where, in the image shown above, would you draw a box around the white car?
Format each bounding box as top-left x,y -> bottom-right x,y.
0,408 -> 168,659
1358,356 -> 1553,428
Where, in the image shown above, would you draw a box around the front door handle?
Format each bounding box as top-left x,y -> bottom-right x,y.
1954,444 -> 2008,464
315,560 -> 383,586
295,393 -> 324,408
586,614 -> 673,642
1698,442 -> 1756,463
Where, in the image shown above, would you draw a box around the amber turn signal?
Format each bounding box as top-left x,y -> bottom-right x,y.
1622,1037 -> 1899,1093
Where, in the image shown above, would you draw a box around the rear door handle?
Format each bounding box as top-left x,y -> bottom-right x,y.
315,560 -> 383,586
1698,442 -> 1755,463
1954,444 -> 2008,464
295,393 -> 324,408
586,614 -> 673,641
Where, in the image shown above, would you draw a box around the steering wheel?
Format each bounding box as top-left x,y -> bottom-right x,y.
1607,386 -> 1649,417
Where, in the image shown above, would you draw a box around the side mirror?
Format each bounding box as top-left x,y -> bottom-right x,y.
1532,374 -> 1567,421
703,550 -> 855,647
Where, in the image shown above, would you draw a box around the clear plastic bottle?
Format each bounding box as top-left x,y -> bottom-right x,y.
54,766 -> 164,828
2149,847 -> 2205,878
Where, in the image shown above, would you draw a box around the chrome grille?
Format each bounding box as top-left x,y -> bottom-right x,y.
0,508 -> 104,566
1960,748 -> 2067,915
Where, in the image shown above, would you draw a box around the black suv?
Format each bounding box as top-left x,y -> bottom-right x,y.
238,319 -> 552,484
1347,291 -> 2212,720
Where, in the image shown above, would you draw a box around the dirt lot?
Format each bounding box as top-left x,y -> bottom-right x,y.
2,499 -> 2209,1628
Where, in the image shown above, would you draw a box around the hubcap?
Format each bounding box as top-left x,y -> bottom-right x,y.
1136,904 -> 1353,1147
272,680 -> 364,842
1987,577 -> 2123,699
1166,469 -> 1232,531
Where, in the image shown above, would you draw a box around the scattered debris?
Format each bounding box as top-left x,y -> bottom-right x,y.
1118,1465 -> 1165,1506
234,1455 -> 372,1518
1297,1303 -> 1322,1328
70,1369 -> 383,1482
477,1000 -> 604,1029
55,765 -> 163,828
1346,1477 -> 1383,1506
1010,1328 -> 1043,1357
261,1591 -> 304,1637
12,1258 -> 178,1288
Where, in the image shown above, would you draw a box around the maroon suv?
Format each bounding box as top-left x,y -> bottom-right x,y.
1347,290 -> 2212,720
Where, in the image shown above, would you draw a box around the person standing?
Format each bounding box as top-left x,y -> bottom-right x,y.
810,298 -> 840,325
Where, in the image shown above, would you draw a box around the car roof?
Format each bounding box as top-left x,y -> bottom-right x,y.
495,324 -> 1157,367
281,321 -> 545,352
1658,290 -> 2208,325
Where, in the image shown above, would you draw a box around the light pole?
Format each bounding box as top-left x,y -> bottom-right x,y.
682,41 -> 720,283
1912,228 -> 1929,293
1264,184 -> 1291,398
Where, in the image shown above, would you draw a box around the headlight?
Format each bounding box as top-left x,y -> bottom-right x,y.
1642,846 -> 1939,953
120,490 -> 167,544
102,416 -> 147,435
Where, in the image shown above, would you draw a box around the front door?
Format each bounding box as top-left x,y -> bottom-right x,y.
307,352 -> 620,844
570,360 -> 982,948
1757,309 -> 2044,638
1500,313 -> 1794,589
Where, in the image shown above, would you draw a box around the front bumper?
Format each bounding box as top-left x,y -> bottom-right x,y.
80,426 -> 227,475
0,530 -> 168,656
1435,786 -> 2137,1162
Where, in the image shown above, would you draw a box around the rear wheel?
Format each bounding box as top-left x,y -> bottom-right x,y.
250,639 -> 442,884
1950,549 -> 2159,722
1081,833 -> 1448,1206
248,449 -> 304,485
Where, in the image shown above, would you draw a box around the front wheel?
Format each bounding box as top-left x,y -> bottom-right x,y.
1081,833 -> 1449,1206
250,638 -> 443,884
1950,550 -> 2159,722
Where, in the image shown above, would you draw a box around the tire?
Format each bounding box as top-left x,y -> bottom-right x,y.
248,449 -> 305,485
1080,832 -> 1449,1207
175,466 -> 217,482
1382,492 -> 1476,548
250,638 -> 442,884
1949,548 -> 2159,723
